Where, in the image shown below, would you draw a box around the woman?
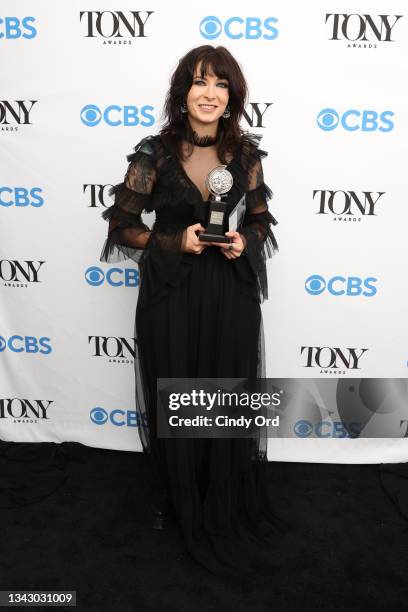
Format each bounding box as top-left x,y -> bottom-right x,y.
100,45 -> 287,576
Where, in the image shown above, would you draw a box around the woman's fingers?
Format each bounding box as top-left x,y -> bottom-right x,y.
190,223 -> 205,232
186,227 -> 243,257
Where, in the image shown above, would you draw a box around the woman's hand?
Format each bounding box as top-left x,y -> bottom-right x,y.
181,223 -> 209,254
210,231 -> 247,259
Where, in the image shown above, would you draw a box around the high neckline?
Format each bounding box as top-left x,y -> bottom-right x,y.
188,129 -> 220,147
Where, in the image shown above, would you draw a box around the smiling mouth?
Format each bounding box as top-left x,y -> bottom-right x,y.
199,104 -> 217,109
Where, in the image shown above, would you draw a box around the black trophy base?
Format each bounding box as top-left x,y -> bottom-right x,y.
198,232 -> 232,244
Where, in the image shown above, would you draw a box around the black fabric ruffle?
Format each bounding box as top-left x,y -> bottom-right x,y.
240,209 -> 278,303
99,136 -> 157,264
245,180 -> 273,210
99,189 -> 151,264
236,135 -> 279,303
239,131 -> 269,173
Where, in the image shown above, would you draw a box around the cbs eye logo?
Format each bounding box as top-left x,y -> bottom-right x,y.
305,275 -> 377,297
294,420 -> 313,437
305,275 -> 327,295
86,267 -> 105,286
317,108 -> 394,132
85,266 -> 139,287
199,15 -> 278,40
81,105 -> 102,127
90,407 -> 108,424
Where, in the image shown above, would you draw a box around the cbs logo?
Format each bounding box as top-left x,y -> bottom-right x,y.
0,16 -> 36,39
85,266 -> 139,287
305,275 -> 377,297
200,15 -> 278,40
0,187 -> 43,207
0,335 -> 51,354
317,108 -> 394,132
90,407 -> 148,428
80,104 -> 154,127
294,419 -> 361,438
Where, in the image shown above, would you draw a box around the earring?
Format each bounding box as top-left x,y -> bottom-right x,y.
180,102 -> 188,113
222,105 -> 231,118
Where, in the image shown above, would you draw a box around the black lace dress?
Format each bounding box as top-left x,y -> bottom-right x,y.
100,131 -> 288,576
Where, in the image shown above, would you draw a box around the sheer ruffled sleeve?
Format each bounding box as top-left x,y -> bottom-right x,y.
239,140 -> 278,303
100,137 -> 158,263
100,137 -> 189,270
100,136 -> 192,308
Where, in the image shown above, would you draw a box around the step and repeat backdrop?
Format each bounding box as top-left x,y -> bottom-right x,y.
1,1 -> 408,463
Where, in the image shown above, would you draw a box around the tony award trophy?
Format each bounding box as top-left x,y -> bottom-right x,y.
198,165 -> 233,244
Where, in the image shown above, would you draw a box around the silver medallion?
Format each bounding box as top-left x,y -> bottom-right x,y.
205,165 -> 233,197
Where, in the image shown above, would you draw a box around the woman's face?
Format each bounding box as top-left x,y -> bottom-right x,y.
185,61 -> 230,130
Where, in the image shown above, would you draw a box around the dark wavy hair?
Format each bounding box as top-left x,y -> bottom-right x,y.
159,45 -> 248,164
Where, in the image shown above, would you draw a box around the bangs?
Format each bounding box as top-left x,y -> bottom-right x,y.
195,52 -> 230,82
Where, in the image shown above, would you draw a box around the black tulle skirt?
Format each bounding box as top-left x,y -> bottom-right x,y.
135,245 -> 289,577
